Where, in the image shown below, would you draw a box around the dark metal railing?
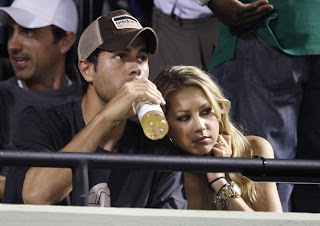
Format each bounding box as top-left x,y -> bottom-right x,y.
1,150 -> 320,206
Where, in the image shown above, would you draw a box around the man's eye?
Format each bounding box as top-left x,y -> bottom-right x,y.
22,28 -> 35,37
177,115 -> 190,121
138,55 -> 148,62
5,26 -> 13,37
115,54 -> 125,60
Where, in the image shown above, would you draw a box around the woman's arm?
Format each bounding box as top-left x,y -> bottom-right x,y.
208,135 -> 282,211
207,134 -> 254,211
246,135 -> 283,212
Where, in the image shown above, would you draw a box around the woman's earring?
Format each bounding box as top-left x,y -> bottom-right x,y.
219,121 -> 224,134
168,136 -> 175,146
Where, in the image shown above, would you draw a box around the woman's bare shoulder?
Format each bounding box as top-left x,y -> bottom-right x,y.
245,135 -> 275,158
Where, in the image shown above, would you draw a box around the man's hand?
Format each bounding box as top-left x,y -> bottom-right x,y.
209,0 -> 274,28
103,77 -> 166,122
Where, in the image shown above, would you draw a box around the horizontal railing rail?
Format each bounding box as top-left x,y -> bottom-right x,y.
1,150 -> 320,206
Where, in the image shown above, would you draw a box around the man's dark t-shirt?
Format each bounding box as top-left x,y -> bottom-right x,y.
0,77 -> 83,178
3,101 -> 187,208
0,77 -> 83,149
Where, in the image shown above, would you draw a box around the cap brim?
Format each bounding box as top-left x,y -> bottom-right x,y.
0,7 -> 51,28
99,27 -> 158,55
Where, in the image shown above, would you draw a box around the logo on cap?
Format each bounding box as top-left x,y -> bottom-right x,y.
112,15 -> 142,30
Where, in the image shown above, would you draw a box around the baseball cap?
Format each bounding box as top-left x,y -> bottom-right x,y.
78,9 -> 158,60
0,0 -> 78,33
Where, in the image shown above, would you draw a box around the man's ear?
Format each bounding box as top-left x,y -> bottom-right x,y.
60,32 -> 76,54
78,59 -> 94,83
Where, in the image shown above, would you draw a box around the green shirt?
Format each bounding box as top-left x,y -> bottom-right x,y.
209,0 -> 320,69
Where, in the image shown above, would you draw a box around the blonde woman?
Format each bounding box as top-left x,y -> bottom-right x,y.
154,66 -> 282,211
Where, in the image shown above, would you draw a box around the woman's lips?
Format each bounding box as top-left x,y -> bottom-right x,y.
193,136 -> 210,143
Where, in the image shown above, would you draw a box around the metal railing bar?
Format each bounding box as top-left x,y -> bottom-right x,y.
1,150 -> 320,206
1,151 -> 320,178
72,160 -> 89,206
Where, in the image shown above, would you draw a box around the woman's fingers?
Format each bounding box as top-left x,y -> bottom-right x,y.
211,135 -> 232,157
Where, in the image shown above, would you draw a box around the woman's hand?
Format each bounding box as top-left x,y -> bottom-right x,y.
211,134 -> 232,157
206,135 -> 232,192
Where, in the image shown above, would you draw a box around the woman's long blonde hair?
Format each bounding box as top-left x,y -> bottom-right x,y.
154,65 -> 258,208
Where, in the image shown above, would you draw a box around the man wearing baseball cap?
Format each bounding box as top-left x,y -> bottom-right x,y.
0,0 -> 82,202
3,9 -> 187,209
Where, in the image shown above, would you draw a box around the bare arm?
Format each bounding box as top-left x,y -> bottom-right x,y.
207,135 -> 282,211
0,176 -> 5,201
22,78 -> 165,205
209,176 -> 255,211
22,111 -> 117,205
207,135 -> 254,211
208,0 -> 274,28
246,135 -> 283,212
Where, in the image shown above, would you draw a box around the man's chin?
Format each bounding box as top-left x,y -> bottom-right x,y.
14,72 -> 33,81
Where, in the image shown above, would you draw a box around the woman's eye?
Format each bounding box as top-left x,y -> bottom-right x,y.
177,115 -> 190,121
201,108 -> 212,115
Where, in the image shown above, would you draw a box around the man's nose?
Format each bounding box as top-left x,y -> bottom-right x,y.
8,30 -> 23,53
128,62 -> 142,77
